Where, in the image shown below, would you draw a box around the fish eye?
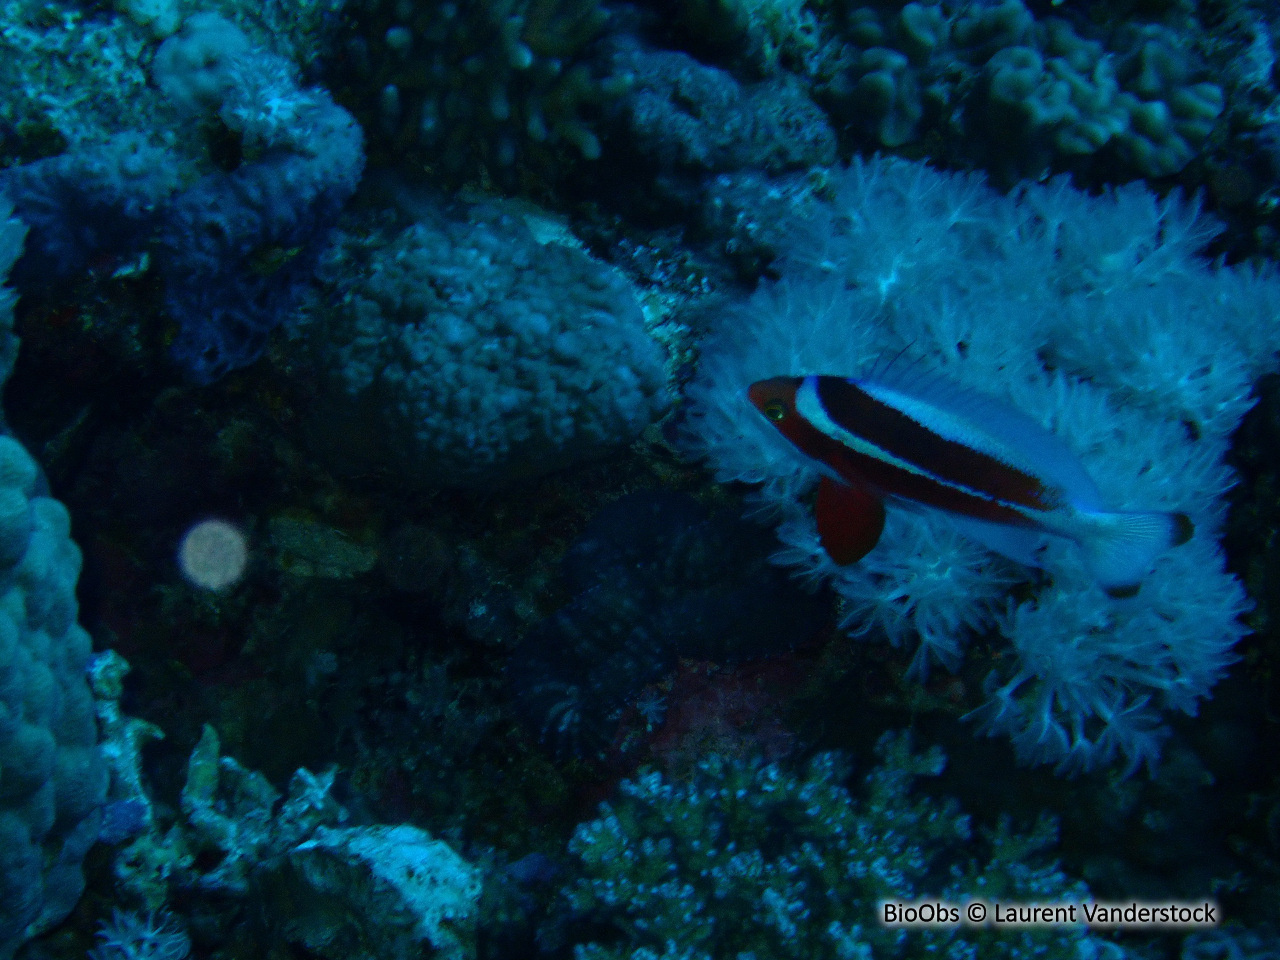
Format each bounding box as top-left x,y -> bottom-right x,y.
763,399 -> 787,422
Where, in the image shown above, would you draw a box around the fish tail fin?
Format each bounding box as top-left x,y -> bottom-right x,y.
1080,510 -> 1194,597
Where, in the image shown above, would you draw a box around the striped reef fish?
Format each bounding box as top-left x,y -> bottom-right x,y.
748,370 -> 1193,597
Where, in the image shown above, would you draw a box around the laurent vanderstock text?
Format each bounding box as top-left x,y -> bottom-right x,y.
881,899 -> 1218,928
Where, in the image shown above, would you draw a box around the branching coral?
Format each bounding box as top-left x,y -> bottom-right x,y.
558,732 -> 1124,959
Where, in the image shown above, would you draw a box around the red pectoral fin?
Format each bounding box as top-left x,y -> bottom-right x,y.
816,475 -> 885,566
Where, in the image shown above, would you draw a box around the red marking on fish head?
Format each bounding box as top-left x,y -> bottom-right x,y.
749,377 -> 807,444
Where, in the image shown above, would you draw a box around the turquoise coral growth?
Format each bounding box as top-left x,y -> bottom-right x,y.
560,732 -> 1124,959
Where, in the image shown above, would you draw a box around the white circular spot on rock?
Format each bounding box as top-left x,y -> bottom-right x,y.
179,519 -> 248,591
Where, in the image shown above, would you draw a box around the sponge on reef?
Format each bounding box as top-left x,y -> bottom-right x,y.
151,14 -> 365,382
0,134 -> 181,291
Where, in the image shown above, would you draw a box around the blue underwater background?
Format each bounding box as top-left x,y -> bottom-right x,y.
2,0 -> 1280,958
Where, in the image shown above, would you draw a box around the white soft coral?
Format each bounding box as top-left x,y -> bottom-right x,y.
683,156 -> 1268,774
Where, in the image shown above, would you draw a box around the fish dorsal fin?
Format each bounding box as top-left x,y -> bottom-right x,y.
855,363 -> 1103,510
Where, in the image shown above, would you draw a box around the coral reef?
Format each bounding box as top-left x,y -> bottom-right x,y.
0,0 -> 1277,954
604,44 -> 836,174
507,490 -> 829,758
661,0 -> 830,77
333,0 -> 620,180
812,0 -> 1224,180
152,14 -> 365,382
0,0 -> 345,164
0,213 -> 108,959
0,135 -> 181,291
0,441 -> 107,959
1182,925 -> 1280,960
0,6 -> 364,385
87,909 -> 190,960
89,650 -> 163,848
0,0 -> 165,158
0,201 -> 23,385
556,732 -> 1123,959
299,193 -> 669,487
269,824 -> 481,960
111,722 -> 481,958
683,156 -> 1272,773
693,167 -> 831,277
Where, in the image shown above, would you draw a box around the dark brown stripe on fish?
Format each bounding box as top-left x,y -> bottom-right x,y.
814,376 -> 1054,511
822,432 -> 1036,526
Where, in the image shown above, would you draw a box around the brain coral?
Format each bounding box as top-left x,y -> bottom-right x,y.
303,198 -> 670,487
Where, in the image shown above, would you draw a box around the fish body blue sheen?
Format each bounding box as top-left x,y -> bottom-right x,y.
748,365 -> 1192,595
